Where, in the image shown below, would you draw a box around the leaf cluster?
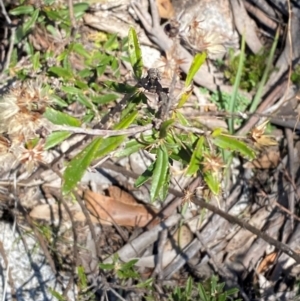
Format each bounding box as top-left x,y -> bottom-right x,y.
170,276 -> 241,301
221,48 -> 270,92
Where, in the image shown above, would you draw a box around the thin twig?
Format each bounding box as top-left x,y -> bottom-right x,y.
174,123 -> 205,135
51,124 -> 153,137
0,0 -> 15,72
192,196 -> 300,263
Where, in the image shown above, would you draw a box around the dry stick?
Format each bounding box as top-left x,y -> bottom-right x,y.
61,198 -> 78,298
275,201 -> 300,223
285,128 -> 295,229
73,190 -> 101,260
237,78 -> 288,135
0,0 -> 15,72
151,229 -> 168,279
68,0 -> 76,37
244,1 -> 278,31
230,0 -> 263,53
192,196 -> 300,263
0,241 -> 16,300
51,124 -> 153,137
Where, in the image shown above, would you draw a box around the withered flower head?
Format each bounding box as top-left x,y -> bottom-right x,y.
178,13 -> 226,58
0,80 -> 52,141
202,153 -> 225,176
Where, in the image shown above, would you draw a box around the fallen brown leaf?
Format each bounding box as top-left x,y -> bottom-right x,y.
84,189 -> 157,227
108,186 -> 138,206
244,149 -> 280,169
156,0 -> 174,19
257,252 -> 277,274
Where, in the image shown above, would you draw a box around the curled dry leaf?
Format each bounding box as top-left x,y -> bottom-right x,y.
250,120 -> 278,149
257,252 -> 277,274
84,189 -> 157,227
244,148 -> 280,169
156,0 -> 174,19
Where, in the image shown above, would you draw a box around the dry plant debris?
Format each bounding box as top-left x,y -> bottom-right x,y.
1,0 -> 300,300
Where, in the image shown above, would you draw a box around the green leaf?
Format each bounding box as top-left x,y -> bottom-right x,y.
249,29 -> 279,113
128,27 -> 143,79
115,139 -> 146,157
204,172 -> 219,195
32,51 -> 41,71
114,110 -> 137,130
10,5 -> 34,15
72,43 -> 90,59
158,167 -> 170,201
135,162 -> 155,187
94,111 -> 138,158
44,108 -> 81,126
23,9 -> 39,33
225,288 -> 239,296
177,86 -> 193,109
61,86 -> 81,94
48,288 -> 66,301
228,33 -> 245,134
150,145 -> 169,201
103,34 -> 118,50
185,52 -> 207,87
136,278 -> 153,288
77,266 -> 88,288
52,95 -> 68,107
212,133 -> 255,159
73,3 -> 89,18
63,137 -> 102,194
175,111 -> 190,126
159,119 -> 174,139
121,259 -> 138,270
198,283 -> 209,301
185,277 -> 193,296
92,94 -> 118,105
44,131 -> 71,150
186,136 -> 204,176
77,93 -> 94,109
99,263 -> 115,270
49,66 -> 73,79
210,275 -> 218,295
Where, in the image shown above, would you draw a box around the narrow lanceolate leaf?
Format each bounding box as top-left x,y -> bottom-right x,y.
212,133 -> 255,160
94,111 -> 138,158
63,137 -> 102,194
48,66 -> 73,80
185,52 -> 207,87
44,131 -> 71,150
44,108 -> 81,127
204,172 -> 219,195
159,119 -> 175,139
128,27 -> 143,79
228,33 -> 245,134
115,139 -> 146,157
135,162 -> 155,187
150,145 -> 169,201
198,283 -> 209,301
10,5 -> 34,15
23,9 -> 39,33
186,136 -> 204,176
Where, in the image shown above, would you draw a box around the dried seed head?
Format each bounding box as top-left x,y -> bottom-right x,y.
0,81 -> 52,141
180,17 -> 226,57
17,139 -> 47,173
202,153 -> 225,176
